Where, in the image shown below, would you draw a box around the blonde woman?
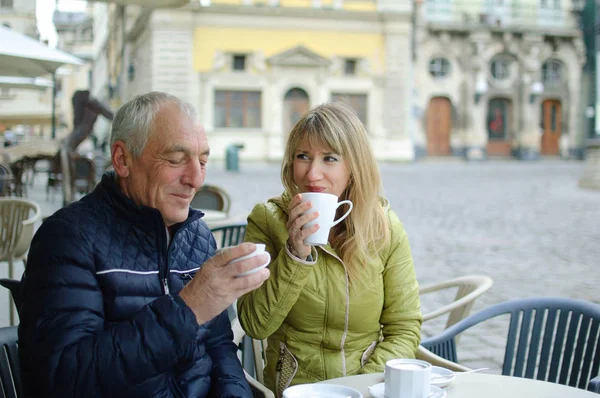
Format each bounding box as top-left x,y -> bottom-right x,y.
237,102 -> 422,396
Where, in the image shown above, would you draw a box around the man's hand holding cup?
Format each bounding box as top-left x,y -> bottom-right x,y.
179,243 -> 270,325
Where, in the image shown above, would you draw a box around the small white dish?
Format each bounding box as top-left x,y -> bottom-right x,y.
283,383 -> 362,398
368,383 -> 446,398
431,365 -> 455,388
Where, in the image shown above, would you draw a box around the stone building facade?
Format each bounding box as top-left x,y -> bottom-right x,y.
93,0 -> 415,161
413,0 -> 586,160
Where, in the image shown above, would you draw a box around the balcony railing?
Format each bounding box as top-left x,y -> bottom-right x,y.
422,0 -> 579,31
206,0 -> 377,11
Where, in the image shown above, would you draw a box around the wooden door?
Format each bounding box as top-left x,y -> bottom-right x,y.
426,97 -> 452,156
541,100 -> 561,155
284,88 -> 309,137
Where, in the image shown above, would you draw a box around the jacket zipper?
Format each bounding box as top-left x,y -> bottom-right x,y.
156,211 -> 203,296
275,343 -> 284,391
320,246 -> 350,377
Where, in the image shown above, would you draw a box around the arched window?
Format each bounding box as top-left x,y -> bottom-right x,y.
490,55 -> 514,81
429,57 -> 451,79
541,59 -> 564,87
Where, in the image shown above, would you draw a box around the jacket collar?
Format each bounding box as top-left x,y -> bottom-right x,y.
92,171 -> 203,231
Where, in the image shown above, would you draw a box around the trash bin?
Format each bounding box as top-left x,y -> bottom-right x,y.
225,144 -> 245,172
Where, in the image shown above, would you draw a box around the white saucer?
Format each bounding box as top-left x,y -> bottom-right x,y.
368,383 -> 446,398
283,383 -> 363,398
431,366 -> 456,388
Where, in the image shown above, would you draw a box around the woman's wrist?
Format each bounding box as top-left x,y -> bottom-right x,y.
287,239 -> 310,260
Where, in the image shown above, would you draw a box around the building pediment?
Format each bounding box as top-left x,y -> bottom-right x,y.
268,45 -> 331,68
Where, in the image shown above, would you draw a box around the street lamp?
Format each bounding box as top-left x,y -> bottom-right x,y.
529,81 -> 544,104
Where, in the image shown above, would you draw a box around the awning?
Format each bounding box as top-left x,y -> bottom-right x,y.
0,25 -> 84,78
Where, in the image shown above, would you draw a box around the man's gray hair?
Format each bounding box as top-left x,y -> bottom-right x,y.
110,91 -> 198,157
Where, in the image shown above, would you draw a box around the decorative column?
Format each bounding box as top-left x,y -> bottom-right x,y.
518,34 -> 544,160
466,33 -> 490,160
379,12 -> 415,161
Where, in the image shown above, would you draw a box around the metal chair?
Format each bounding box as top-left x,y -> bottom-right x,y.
0,197 -> 41,325
191,184 -> 231,215
0,326 -> 20,398
421,297 -> 600,392
210,221 -> 247,249
231,318 -> 275,398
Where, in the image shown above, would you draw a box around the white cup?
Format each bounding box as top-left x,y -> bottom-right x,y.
229,244 -> 271,277
300,192 -> 353,245
385,359 -> 432,398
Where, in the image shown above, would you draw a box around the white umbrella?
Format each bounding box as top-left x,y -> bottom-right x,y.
0,25 -> 84,78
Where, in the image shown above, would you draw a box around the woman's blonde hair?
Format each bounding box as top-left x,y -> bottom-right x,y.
281,102 -> 390,280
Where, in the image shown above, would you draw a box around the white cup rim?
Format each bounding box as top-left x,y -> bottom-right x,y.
300,192 -> 338,199
386,359 -> 431,370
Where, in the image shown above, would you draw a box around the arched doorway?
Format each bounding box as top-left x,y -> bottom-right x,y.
540,99 -> 562,155
426,97 -> 452,156
283,88 -> 309,139
486,98 -> 512,156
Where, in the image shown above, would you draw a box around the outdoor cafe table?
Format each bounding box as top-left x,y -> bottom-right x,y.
319,372 -> 599,397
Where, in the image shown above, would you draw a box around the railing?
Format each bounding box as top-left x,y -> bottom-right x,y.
206,0 -> 377,11
421,0 -> 578,30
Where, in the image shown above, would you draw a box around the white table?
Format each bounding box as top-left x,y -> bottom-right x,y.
319,372 -> 599,397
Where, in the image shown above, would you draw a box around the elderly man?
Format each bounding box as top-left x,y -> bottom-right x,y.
19,92 -> 270,397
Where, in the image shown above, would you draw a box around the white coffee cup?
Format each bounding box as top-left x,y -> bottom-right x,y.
385,359 -> 432,398
229,244 -> 271,277
300,192 -> 353,245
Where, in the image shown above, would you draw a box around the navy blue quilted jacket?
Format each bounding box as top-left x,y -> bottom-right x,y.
18,173 -> 252,398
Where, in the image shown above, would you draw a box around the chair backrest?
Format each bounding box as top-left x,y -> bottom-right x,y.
231,318 -> 275,398
210,222 -> 247,249
191,185 -> 231,214
71,155 -> 96,194
420,275 -> 494,328
0,198 -> 42,261
422,297 -> 600,390
0,326 -> 21,398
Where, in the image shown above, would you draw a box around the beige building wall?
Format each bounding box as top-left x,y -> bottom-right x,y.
101,0 -> 414,162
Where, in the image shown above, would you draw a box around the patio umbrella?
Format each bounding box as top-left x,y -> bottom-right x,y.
0,25 -> 84,78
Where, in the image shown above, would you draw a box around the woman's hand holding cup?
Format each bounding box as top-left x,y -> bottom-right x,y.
286,193 -> 319,259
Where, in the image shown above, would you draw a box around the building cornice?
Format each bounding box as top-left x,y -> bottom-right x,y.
426,23 -> 580,39
183,3 -> 410,23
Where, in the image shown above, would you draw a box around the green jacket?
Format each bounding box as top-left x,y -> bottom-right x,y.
237,193 -> 422,395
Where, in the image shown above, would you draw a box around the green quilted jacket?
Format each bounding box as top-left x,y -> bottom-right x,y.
237,193 -> 422,396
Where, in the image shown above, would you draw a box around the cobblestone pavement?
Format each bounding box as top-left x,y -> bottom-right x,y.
3,158 -> 599,373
